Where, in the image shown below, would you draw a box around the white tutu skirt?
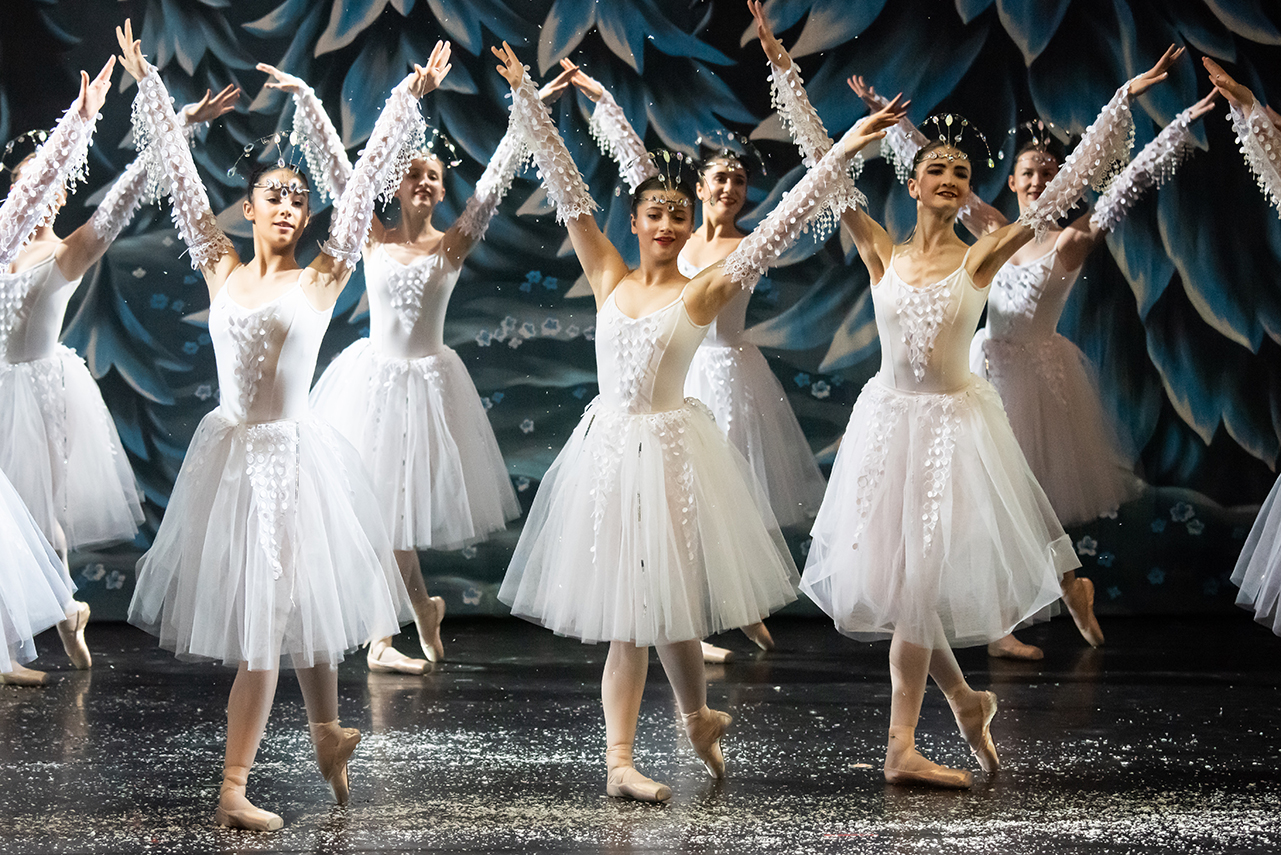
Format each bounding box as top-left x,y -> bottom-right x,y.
801,376 -> 1078,649
1231,476 -> 1281,635
685,343 -> 827,528
0,471 -> 75,672
0,347 -> 143,549
310,340 -> 520,551
129,410 -> 411,671
971,331 -> 1142,526
500,398 -> 800,646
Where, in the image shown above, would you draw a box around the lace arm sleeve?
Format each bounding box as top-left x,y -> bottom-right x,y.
130,68 -> 232,269
722,124 -> 866,292
1018,82 -> 1135,240
506,64 -> 596,225
1229,100 -> 1281,216
291,84 -> 352,205
1090,105 -> 1197,232
769,60 -> 834,168
588,90 -> 658,192
0,106 -> 97,267
321,79 -> 426,265
455,125 -> 526,241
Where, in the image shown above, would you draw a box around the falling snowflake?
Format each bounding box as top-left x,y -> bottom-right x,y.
194,384 -> 214,401
520,418 -> 535,434
1186,519 -> 1205,535
105,571 -> 126,590
793,372 -> 811,388
475,329 -> 492,347
516,476 -> 531,492
1170,502 -> 1196,522
1147,566 -> 1166,586
811,380 -> 831,399
1075,535 -> 1098,556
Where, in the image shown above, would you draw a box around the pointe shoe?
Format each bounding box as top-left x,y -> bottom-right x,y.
214,765 -> 283,832
700,641 -> 734,664
1062,576 -> 1105,648
884,727 -> 972,789
740,621 -> 774,651
987,634 -> 1044,661
367,638 -> 428,675
415,596 -> 446,663
682,706 -> 732,779
0,665 -> 48,686
57,602 -> 91,670
606,765 -> 673,802
950,690 -> 999,773
309,720 -> 360,805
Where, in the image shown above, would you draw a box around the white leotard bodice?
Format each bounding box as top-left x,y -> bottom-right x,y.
873,257 -> 989,394
678,250 -> 749,347
596,288 -> 710,414
364,244 -> 461,359
209,283 -> 332,424
0,255 -> 81,364
985,248 -> 1081,343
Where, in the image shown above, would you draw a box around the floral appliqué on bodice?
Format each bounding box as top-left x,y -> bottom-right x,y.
0,268 -> 38,359
0,268 -> 68,465
384,255 -> 432,331
894,277 -> 950,382
989,255 -> 1052,334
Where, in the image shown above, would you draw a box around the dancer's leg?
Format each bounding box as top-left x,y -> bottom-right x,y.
1059,569 -> 1104,647
602,641 -> 670,801
927,629 -> 999,773
657,639 -> 731,779
700,639 -> 734,664
987,633 -> 1044,660
295,660 -> 360,805
218,663 -> 283,831
883,629 -> 971,788
739,621 -> 774,651
49,522 -> 91,670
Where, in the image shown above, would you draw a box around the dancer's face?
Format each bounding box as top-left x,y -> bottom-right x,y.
1008,150 -> 1060,210
631,192 -> 693,261
243,167 -> 310,250
396,156 -> 446,213
909,147 -> 971,209
696,160 -> 747,220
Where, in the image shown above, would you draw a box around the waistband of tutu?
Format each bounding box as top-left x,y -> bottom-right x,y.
872,372 -> 974,398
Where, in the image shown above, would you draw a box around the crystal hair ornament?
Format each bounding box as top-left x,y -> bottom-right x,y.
1,130 -> 50,174
407,126 -> 463,168
694,129 -> 767,178
227,131 -> 308,182
919,114 -> 995,169
1007,119 -> 1060,158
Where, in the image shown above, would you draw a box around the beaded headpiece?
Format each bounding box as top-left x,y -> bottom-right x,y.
227,131 -> 308,181
1004,119 -> 1064,164
919,113 -> 995,169
1,129 -> 49,175
620,149 -> 693,211
405,126 -> 462,168
694,129 -> 767,178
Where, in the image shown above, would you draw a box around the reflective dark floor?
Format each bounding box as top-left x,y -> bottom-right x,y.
2,615 -> 1279,854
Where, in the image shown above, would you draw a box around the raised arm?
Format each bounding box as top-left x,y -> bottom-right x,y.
56,85 -> 240,282
0,57 -> 112,268
118,20 -> 236,290
312,45 -> 448,307
1206,58 -> 1281,216
555,60 -> 659,193
494,43 -> 626,306
441,121 -> 526,264
258,63 -> 353,208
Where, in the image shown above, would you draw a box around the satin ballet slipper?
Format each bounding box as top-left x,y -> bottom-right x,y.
309,720 -> 360,805
1062,576 -> 1104,648
57,601 -> 92,670
604,747 -> 672,802
682,706 -> 732,779
948,690 -> 999,773
700,641 -> 734,664
740,621 -> 774,651
366,637 -> 428,675
0,665 -> 48,687
883,726 -> 973,789
214,765 -> 283,832
415,596 -> 446,663
987,634 -> 1044,661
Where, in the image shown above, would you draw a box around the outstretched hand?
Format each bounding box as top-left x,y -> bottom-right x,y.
491,42 -> 526,88
538,60 -> 580,103
748,0 -> 789,68
409,40 -> 451,98
115,19 -> 150,82
1185,88 -> 1220,123
847,74 -> 886,111
1203,57 -> 1254,110
184,84 -> 240,125
844,93 -> 908,157
561,58 -> 604,102
256,63 -> 306,96
1128,44 -> 1184,98
75,56 -> 115,120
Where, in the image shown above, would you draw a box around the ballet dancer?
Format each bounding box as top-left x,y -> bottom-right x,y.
492,41 -> 903,801
1203,57 -> 1281,636
0,57 -> 114,687
117,21 -> 445,829
847,50 -> 1206,659
1,73 -> 238,675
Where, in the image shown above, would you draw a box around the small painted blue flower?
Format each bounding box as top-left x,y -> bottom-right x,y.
508,336 -> 524,349
481,397 -> 492,410
520,418 -> 535,434
1170,502 -> 1195,522
811,380 -> 831,399
81,563 -> 106,582
566,324 -> 581,339
1150,518 -> 1167,533
171,299 -> 185,312
1186,519 -> 1205,535
105,570 -> 126,590
516,476 -> 531,492
1107,585 -> 1122,600
1097,551 -> 1115,568
150,293 -> 168,309
182,341 -> 199,355
542,276 -> 559,290
572,386 -> 589,400
198,333 -> 211,345
194,384 -> 213,401
584,326 -> 596,341
1075,536 -> 1098,556
461,546 -> 478,560
542,318 -> 561,335
475,329 -> 492,347
793,372 -> 811,388
462,586 -> 482,605
520,321 -> 537,338
492,392 -> 505,404
1147,566 -> 1166,586
1202,578 -> 1220,596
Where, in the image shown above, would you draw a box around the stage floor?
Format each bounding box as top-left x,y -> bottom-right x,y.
2,616 -> 1279,854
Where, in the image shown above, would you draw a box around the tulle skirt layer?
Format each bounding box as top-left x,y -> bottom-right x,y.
0,471 -> 75,672
500,398 -> 799,646
685,342 -> 827,528
0,347 -> 143,549
129,410 -> 411,671
971,331 -> 1142,525
310,340 -> 520,551
1231,476 -> 1281,635
801,375 -> 1078,649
